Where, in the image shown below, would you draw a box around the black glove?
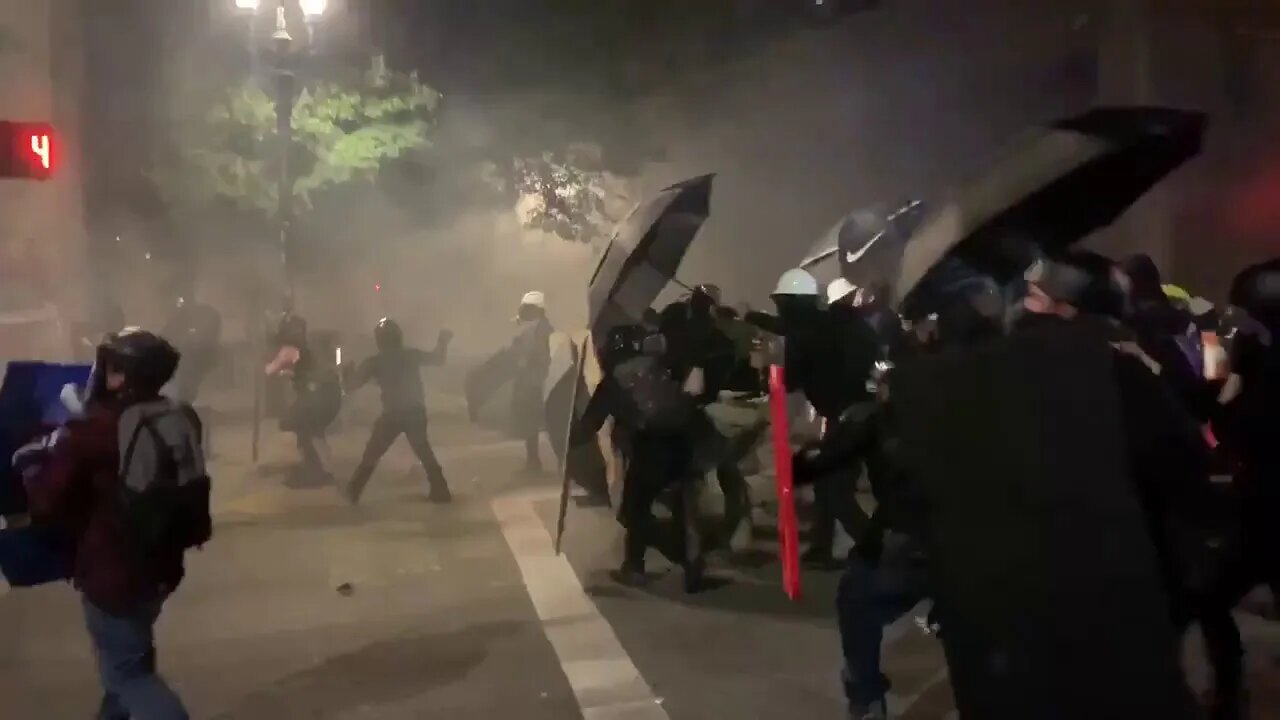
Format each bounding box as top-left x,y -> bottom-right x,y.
790,442 -> 824,486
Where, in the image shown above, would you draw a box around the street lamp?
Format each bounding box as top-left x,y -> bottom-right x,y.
234,1 -> 329,464
233,0 -> 329,298
299,0 -> 327,21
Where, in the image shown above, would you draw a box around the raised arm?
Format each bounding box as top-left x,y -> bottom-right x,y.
415,330 -> 454,367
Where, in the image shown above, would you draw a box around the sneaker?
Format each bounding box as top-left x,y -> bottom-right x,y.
849,699 -> 887,720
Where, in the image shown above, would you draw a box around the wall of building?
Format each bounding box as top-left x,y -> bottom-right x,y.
0,0 -> 87,325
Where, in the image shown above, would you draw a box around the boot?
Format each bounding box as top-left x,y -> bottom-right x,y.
427,480 -> 452,504
343,471 -> 371,506
683,557 -> 708,594
610,562 -> 647,587
849,699 -> 887,720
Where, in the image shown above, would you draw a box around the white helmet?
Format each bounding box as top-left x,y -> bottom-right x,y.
520,291 -> 546,309
826,278 -> 857,305
773,268 -> 819,297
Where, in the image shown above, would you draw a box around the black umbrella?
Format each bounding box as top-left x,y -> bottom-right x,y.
587,174 -> 715,342
802,201 -> 928,295
892,106 -> 1207,306
553,174 -> 714,553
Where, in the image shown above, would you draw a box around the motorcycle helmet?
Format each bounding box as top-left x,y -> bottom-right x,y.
96,327 -> 180,397
374,317 -> 404,352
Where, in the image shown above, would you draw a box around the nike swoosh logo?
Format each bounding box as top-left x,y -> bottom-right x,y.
844,231 -> 884,264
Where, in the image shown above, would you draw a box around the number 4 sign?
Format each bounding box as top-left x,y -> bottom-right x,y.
28,133 -> 50,170
0,121 -> 56,180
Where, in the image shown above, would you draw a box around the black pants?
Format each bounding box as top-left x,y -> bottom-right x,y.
173,350 -> 215,405
349,406 -> 447,499
618,434 -> 700,572
716,461 -> 751,544
810,467 -> 870,557
808,415 -> 871,557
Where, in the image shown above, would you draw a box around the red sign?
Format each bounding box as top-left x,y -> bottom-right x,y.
0,122 -> 56,180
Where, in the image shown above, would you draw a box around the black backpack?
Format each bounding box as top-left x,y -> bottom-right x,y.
611,356 -> 696,433
117,399 -> 212,559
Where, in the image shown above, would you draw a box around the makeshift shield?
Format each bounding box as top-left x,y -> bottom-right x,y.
548,335 -> 611,553
891,321 -> 1197,719
768,365 -> 802,601
0,361 -> 91,589
1,362 -> 93,515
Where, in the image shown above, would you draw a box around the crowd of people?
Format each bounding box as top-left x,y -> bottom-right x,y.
566,233 -> 1280,720
8,217 -> 1280,719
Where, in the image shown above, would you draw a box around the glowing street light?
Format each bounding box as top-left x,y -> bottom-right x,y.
234,0 -> 260,11
299,0 -> 328,21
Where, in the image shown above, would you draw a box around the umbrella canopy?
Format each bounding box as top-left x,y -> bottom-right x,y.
891,106 -> 1207,307
802,201 -> 928,294
588,174 -> 714,342
801,208 -> 883,290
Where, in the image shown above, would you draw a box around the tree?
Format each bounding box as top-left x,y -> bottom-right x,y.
153,56 -> 440,218
488,144 -> 635,243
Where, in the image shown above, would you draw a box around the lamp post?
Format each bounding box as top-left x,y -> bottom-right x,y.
234,0 -> 327,464
233,0 -> 328,299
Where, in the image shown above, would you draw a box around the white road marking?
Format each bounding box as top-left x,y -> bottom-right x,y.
493,488 -> 669,720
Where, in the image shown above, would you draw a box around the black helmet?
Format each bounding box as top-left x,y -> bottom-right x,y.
375,317 -> 404,352
277,313 -> 307,347
97,328 -> 180,396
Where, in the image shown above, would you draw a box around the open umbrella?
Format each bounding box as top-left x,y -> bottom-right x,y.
802,201 -> 927,293
554,174 -> 715,553
587,174 -> 715,342
891,106 -> 1207,307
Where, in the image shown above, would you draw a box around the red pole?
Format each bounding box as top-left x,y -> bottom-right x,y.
768,364 -> 802,601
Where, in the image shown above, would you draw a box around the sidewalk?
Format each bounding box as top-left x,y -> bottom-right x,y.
0,420 -> 584,720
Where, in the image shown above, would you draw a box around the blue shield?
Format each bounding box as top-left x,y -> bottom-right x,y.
0,362 -> 92,588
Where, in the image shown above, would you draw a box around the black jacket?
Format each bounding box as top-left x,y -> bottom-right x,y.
745,308 -> 878,420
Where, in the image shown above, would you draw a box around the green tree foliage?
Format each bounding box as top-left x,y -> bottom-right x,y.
484,144 -> 633,243
154,56 -> 440,216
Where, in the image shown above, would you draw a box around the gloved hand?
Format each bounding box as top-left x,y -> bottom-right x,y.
12,429 -> 62,475
790,441 -> 824,487
59,383 -> 85,417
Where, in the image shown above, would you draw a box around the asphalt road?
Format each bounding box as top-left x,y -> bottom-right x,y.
5,403 -> 1280,719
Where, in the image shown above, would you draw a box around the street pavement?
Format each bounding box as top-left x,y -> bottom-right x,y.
5,396 -> 1280,719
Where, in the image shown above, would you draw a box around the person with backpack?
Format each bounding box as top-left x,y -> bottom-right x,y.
573,323 -> 709,592
342,318 -> 453,505
24,328 -> 208,720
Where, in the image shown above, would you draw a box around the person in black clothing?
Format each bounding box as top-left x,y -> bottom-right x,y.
1119,254 -> 1216,422
746,269 -> 873,567
162,295 -> 222,405
343,318 -> 453,505
659,285 -> 745,547
573,324 -> 707,592
265,314 -> 341,482
510,292 -> 553,475
1029,252 -> 1240,719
